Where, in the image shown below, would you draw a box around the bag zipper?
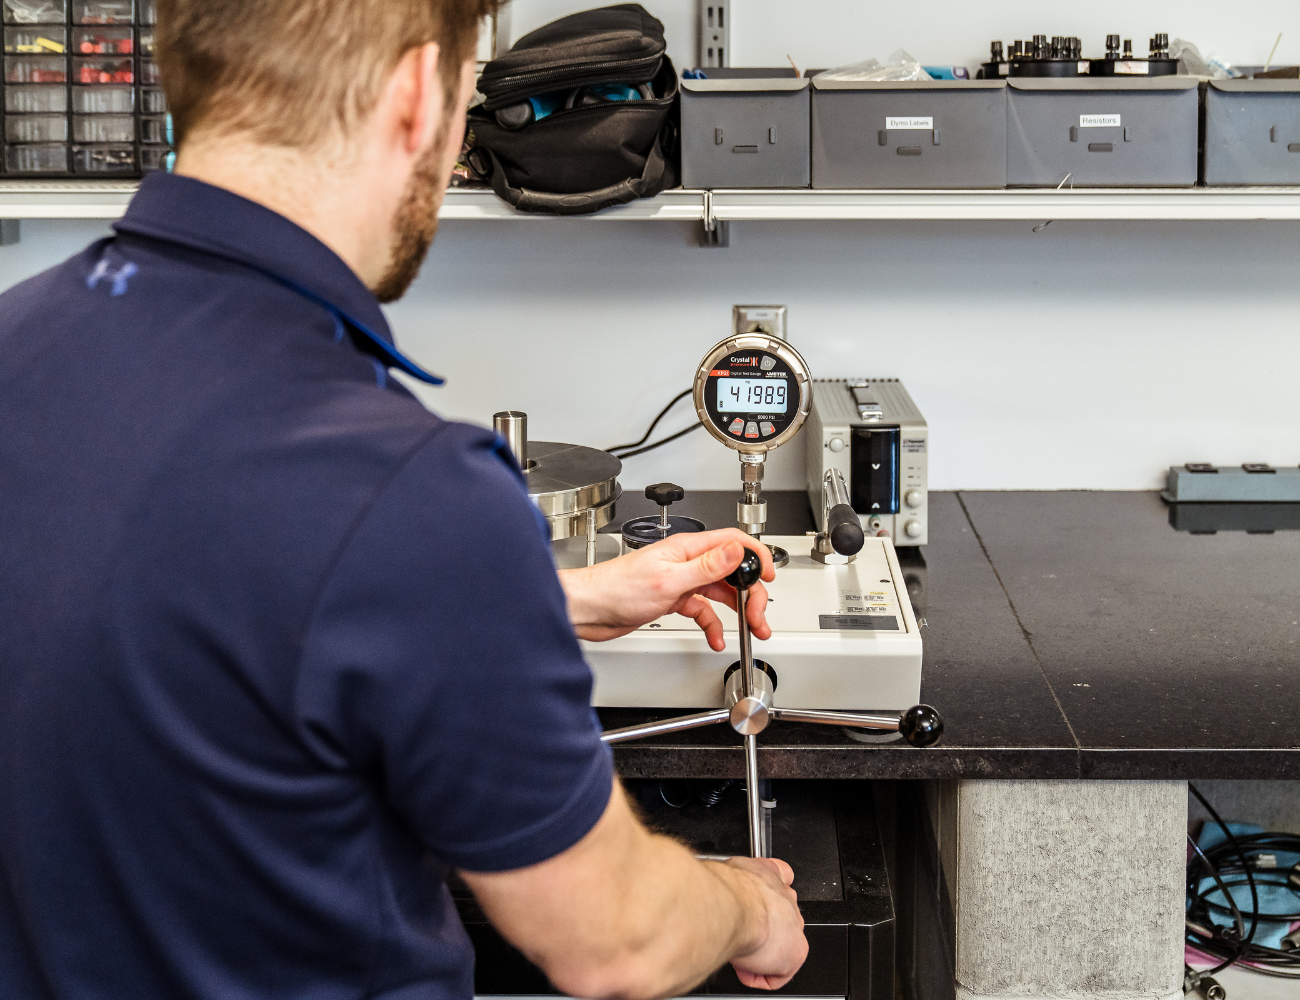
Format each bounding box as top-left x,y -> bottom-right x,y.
480,51 -> 664,107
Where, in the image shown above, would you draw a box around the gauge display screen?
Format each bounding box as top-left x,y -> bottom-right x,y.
716,377 -> 788,413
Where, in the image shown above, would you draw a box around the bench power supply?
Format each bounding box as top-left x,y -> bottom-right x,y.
806,379 -> 928,545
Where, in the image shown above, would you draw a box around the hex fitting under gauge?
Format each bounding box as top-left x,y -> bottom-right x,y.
692,333 -> 813,455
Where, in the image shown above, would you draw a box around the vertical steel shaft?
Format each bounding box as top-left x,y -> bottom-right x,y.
745,734 -> 762,857
736,587 -> 754,700
492,411 -> 527,471
585,508 -> 597,567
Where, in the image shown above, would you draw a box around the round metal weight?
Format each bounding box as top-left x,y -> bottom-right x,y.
621,514 -> 707,550
524,442 -> 622,541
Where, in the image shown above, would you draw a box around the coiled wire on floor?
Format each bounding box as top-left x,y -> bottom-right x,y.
1185,782 -> 1300,985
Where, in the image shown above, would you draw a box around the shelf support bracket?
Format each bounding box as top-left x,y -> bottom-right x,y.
698,191 -> 730,248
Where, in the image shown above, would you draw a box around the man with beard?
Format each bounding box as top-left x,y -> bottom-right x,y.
0,1 -> 809,999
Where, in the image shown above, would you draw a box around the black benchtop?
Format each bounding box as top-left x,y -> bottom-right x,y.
597,490 -> 1300,781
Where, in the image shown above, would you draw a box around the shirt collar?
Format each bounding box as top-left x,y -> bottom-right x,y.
112,172 -> 443,385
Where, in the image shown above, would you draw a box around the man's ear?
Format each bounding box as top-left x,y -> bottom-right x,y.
384,41 -> 443,157
411,42 -> 444,154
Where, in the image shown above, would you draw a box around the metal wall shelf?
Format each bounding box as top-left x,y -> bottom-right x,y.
4,181 -> 1300,223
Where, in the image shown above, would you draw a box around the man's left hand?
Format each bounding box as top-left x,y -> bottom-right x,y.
557,529 -> 775,650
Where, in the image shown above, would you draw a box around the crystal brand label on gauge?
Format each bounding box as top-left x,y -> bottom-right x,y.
885,116 -> 932,129
819,615 -> 900,631
1079,114 -> 1121,127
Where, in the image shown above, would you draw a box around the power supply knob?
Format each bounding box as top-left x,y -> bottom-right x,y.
904,518 -> 923,539
904,489 -> 924,508
828,437 -> 845,453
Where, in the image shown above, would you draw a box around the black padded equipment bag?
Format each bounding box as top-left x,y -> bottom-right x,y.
467,4 -> 678,215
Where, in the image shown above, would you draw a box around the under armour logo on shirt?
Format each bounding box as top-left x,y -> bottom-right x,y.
86,258 -> 138,297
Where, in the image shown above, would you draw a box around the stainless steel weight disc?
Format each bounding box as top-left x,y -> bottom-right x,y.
525,442 -> 622,541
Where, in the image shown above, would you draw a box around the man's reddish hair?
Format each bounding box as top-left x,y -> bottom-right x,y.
157,0 -> 500,147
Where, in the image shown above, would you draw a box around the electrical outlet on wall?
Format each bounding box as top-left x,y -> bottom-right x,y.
734,305 -> 787,340
699,1 -> 728,68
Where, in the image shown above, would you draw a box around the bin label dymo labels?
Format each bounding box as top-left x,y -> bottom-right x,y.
885,116 -> 932,129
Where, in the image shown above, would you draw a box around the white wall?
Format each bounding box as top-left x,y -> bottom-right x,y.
2,2 -> 1298,492
504,0 -> 1299,80
393,216 -> 1300,491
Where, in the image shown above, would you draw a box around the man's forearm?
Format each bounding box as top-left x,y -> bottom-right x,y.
570,820 -> 767,999
463,783 -> 797,1000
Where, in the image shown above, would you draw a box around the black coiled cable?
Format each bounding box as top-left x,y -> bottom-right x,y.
606,389 -> 702,461
1185,782 -> 1300,981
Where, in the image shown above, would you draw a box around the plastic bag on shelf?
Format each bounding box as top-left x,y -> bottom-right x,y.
813,49 -> 932,82
1169,38 -> 1241,79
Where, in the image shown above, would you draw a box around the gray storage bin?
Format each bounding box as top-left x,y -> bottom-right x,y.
1006,77 -> 1198,187
680,77 -> 809,188
811,79 -> 1005,188
1204,79 -> 1300,186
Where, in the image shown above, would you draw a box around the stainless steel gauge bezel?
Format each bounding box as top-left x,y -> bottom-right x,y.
692,333 -> 813,456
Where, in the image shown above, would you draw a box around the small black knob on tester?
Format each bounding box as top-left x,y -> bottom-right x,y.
899,705 -> 944,748
645,483 -> 685,507
990,40 -> 1003,60
1106,33 -> 1120,56
725,549 -> 763,591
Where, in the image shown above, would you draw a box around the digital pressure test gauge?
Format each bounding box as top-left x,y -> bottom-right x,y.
693,333 -> 812,559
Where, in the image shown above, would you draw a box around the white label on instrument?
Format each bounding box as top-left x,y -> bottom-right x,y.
1077,61 -> 1090,73
1114,60 -> 1148,75
1079,114 -> 1121,128
886,116 -> 932,130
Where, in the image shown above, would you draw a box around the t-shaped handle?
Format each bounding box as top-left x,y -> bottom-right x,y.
645,483 -> 685,530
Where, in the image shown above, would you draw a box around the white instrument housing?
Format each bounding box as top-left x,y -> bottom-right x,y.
583,535 -> 922,711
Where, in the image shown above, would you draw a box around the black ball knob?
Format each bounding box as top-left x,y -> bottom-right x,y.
493,102 -> 534,130
645,482 -> 685,507
725,548 -> 763,590
899,704 -> 944,748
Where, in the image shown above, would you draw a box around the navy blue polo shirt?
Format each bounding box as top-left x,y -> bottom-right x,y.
0,173 -> 614,999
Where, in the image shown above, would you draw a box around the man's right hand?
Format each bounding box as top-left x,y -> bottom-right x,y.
461,782 -> 809,1000
721,856 -> 807,989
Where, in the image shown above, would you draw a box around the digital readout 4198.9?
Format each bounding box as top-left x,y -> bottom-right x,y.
715,377 -> 789,413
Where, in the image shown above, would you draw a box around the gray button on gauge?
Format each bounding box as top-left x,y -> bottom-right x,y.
759,421 -> 775,437
728,418 -> 745,436
744,422 -> 760,439
760,356 -> 776,371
